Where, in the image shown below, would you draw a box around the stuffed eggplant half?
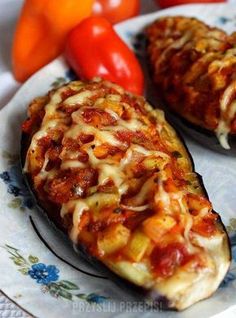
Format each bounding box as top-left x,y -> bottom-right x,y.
21,79 -> 230,311
146,16 -> 236,154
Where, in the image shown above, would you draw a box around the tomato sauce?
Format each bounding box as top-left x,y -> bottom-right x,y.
150,242 -> 190,278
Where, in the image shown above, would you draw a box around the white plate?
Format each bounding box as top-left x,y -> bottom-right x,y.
1,4 -> 236,318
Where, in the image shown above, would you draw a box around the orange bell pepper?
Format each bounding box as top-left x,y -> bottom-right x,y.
12,0 -> 93,82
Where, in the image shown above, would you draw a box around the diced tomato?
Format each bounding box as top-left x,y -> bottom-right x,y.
44,146 -> 62,171
115,130 -> 133,145
76,168 -> 98,189
79,133 -> 94,144
82,107 -> 117,126
60,88 -> 77,101
47,146 -> 62,161
107,146 -> 122,156
36,137 -> 54,161
62,137 -> 79,149
171,158 -> 185,180
115,130 -> 155,150
61,138 -> 89,162
150,242 -> 190,277
132,131 -> 149,146
121,95 -> 146,115
47,168 -> 98,204
47,176 -> 72,203
124,210 -> 152,230
80,151 -> 90,162
192,213 -> 218,237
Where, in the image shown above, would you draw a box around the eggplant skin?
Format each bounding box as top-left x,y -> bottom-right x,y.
21,79 -> 231,311
167,110 -> 236,156
146,16 -> 236,154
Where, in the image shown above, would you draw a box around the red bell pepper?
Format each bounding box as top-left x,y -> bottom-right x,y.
64,16 -> 144,95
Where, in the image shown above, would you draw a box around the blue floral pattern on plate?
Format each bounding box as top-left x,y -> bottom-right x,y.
3,244 -> 108,303
215,16 -> 236,26
28,263 -> 60,285
0,163 -> 34,210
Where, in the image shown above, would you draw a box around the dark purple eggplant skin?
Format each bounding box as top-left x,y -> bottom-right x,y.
20,124 -> 231,310
166,110 -> 236,157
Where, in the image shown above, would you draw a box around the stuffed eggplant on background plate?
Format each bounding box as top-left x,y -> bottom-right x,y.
146,16 -> 236,154
21,78 -> 230,311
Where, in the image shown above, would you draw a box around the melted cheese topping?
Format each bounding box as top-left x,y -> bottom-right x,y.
23,79 -> 230,310
24,79 -> 215,244
23,80 -> 229,310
